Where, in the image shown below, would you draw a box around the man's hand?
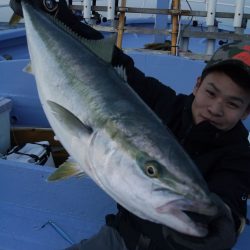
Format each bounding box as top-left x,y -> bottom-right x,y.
163,193 -> 237,250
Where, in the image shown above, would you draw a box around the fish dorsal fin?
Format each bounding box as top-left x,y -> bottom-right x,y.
47,160 -> 85,181
80,35 -> 116,63
48,12 -> 116,63
47,100 -> 93,139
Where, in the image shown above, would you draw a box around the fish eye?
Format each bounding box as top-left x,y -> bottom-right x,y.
144,161 -> 159,178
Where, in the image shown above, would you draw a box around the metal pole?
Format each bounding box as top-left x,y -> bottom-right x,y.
92,0 -> 96,15
154,0 -> 170,43
206,0 -> 217,55
234,0 -> 245,34
83,0 -> 91,20
116,0 -> 127,49
171,0 -> 180,55
107,0 -> 116,20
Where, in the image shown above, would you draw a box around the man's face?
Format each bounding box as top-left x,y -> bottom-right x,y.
192,71 -> 250,131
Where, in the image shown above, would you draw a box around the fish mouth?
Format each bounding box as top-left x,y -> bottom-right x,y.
155,198 -> 217,237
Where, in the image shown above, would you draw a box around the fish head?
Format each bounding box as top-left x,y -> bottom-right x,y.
85,125 -> 218,237
133,157 -> 218,237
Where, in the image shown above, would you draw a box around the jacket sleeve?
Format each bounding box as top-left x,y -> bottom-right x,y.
111,47 -> 177,113
206,149 -> 250,233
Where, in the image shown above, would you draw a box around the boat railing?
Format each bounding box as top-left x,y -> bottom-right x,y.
70,0 -> 250,60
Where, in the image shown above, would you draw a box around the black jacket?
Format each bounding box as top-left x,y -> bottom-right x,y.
108,47 -> 250,249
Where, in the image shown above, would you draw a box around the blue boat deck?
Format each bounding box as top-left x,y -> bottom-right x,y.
0,159 -> 116,250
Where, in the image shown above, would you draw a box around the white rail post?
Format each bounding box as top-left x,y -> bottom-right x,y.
107,0 -> 116,20
234,0 -> 245,34
206,0 -> 217,55
83,0 -> 92,21
154,0 -> 170,43
107,0 -> 116,27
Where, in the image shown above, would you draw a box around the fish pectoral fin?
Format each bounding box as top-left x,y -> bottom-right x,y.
47,161 -> 85,181
9,13 -> 22,25
47,100 -> 93,139
23,62 -> 33,74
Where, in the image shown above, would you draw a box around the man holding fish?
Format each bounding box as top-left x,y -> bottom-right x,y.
9,1 -> 250,249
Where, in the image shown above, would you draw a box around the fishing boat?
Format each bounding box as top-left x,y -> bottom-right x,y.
0,0 -> 250,249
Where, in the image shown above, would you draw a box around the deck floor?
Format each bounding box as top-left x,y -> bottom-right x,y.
0,160 -> 116,249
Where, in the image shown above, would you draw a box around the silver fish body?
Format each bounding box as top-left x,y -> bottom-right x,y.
22,1 -> 217,237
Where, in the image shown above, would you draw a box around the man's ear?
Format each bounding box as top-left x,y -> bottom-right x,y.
193,77 -> 202,96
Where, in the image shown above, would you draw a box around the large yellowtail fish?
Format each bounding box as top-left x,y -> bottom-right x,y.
21,0 -> 217,237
